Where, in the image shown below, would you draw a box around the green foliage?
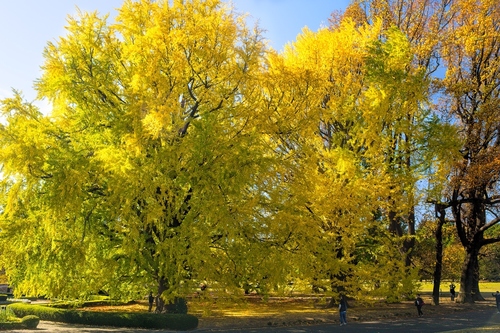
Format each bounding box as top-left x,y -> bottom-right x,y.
165,297 -> 188,314
0,0 -> 275,302
7,303 -> 198,330
481,225 -> 500,281
262,17 -> 431,301
20,315 -> 40,329
0,322 -> 22,330
480,243 -> 500,281
414,219 -> 463,281
0,0 -> 463,307
46,299 -> 130,309
0,307 -> 17,322
0,308 -> 36,330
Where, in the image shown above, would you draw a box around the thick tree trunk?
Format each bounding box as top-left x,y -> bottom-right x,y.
457,247 -> 484,303
452,192 -> 486,304
432,204 -> 446,305
155,277 -> 168,313
472,258 -> 485,301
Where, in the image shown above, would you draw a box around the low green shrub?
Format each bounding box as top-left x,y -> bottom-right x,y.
0,322 -> 23,330
0,308 -> 37,330
8,303 -> 198,330
166,297 -> 188,314
47,299 -> 130,309
21,315 -> 40,329
0,307 -> 18,322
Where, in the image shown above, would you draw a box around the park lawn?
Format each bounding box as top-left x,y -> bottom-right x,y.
76,283 -> 500,330
188,294 -> 500,330
82,292 -> 497,330
419,281 -> 500,293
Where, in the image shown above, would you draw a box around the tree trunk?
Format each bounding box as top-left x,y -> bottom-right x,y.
432,204 -> 446,305
388,205 -> 416,267
155,277 -> 168,313
457,247 -> 484,303
402,206 -> 416,267
472,258 -> 485,301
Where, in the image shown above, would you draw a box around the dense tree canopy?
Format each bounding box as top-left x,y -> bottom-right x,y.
260,19 -> 431,301
0,0 -> 283,305
1,0 -> 499,307
337,0 -> 500,304
442,0 -> 500,303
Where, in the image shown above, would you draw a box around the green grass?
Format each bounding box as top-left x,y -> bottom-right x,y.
419,281 -> 500,293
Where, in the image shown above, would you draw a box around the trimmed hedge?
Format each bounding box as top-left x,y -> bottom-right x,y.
8,303 -> 198,330
46,299 -> 132,309
0,315 -> 40,330
20,315 -> 40,329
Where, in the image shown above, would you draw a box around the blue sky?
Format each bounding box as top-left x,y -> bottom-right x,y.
0,0 -> 349,108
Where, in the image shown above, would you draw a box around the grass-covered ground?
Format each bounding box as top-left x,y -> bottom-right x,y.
419,281 -> 500,293
1,281 -> 495,330
75,282 -> 500,330
79,294 -> 497,330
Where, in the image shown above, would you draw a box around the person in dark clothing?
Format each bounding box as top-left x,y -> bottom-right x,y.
492,291 -> 500,313
148,292 -> 155,312
450,283 -> 456,301
339,294 -> 348,326
415,294 -> 424,317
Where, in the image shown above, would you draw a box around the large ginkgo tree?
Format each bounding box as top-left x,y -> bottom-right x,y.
259,18 -> 434,302
0,0 -> 284,308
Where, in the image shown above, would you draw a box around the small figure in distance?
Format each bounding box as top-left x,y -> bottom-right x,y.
148,291 -> 155,312
415,294 -> 424,317
492,291 -> 500,313
450,282 -> 456,301
339,293 -> 348,326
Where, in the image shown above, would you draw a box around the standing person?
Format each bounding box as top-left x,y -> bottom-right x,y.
492,291 -> 500,313
415,294 -> 424,317
339,294 -> 348,326
148,292 -> 155,312
450,283 -> 456,301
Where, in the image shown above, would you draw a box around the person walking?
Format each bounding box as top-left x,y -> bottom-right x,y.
492,291 -> 500,313
450,283 -> 456,301
148,292 -> 155,312
339,294 -> 348,326
415,294 -> 424,317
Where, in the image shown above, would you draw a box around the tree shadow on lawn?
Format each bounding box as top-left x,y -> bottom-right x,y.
189,293 -> 499,330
